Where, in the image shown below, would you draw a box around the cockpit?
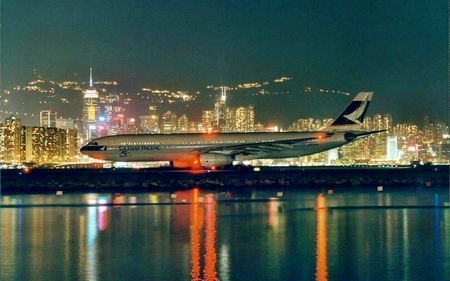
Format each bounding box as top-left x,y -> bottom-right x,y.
80,141 -> 107,152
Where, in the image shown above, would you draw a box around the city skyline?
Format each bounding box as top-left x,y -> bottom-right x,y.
2,108 -> 449,165
1,1 -> 447,125
0,72 -> 447,129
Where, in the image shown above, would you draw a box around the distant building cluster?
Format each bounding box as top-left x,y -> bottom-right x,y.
0,116 -> 78,164
285,114 -> 449,165
0,70 -> 448,166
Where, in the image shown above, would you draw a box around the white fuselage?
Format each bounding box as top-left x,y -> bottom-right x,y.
80,131 -> 350,163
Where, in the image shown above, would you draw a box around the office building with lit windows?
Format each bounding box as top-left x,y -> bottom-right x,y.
223,105 -> 255,133
56,118 -> 74,130
139,106 -> 159,133
22,127 -> 78,163
0,116 -> 77,163
202,110 -> 214,132
177,114 -> 189,133
386,136 -> 399,161
1,116 -> 22,163
439,136 -> 450,163
40,110 -> 57,128
161,111 -> 177,134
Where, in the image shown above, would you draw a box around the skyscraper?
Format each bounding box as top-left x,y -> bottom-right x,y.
177,114 -> 189,133
139,106 -> 159,133
82,68 -> 99,141
40,110 -> 57,128
214,87 -> 227,132
386,136 -> 399,161
1,116 -> 22,163
202,110 -> 214,132
162,111 -> 177,133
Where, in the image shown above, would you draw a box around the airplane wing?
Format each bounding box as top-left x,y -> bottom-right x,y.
194,132 -> 334,156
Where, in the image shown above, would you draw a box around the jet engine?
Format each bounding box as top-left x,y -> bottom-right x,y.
199,153 -> 232,169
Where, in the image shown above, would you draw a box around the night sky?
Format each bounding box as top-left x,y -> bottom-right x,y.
2,1 -> 448,124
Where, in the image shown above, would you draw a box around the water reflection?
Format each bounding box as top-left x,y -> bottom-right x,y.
204,195 -> 218,280
86,206 -> 98,280
402,209 -> 410,281
1,187 -> 448,280
190,196 -> 202,280
187,188 -> 218,281
315,194 -> 328,281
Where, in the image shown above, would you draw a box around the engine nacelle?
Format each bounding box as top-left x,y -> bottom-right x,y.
199,153 -> 232,169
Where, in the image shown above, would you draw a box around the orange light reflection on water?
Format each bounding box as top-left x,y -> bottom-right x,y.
204,199 -> 217,280
189,188 -> 218,281
315,193 -> 328,281
190,196 -> 203,280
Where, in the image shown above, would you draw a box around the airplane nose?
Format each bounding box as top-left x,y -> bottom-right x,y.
80,146 -> 88,154
80,145 -> 107,154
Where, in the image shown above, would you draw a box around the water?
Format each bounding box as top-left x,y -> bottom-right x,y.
2,186 -> 449,281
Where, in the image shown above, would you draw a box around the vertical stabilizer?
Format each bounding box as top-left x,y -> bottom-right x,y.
326,92 -> 373,131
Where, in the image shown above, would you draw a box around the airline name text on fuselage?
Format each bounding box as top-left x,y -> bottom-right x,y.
119,145 -> 161,151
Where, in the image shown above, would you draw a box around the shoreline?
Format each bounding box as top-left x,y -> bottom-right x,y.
1,165 -> 448,195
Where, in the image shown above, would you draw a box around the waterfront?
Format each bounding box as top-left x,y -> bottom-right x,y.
1,165 -> 448,193
1,186 -> 449,281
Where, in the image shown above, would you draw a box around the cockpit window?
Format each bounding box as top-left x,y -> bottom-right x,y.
88,142 -> 99,146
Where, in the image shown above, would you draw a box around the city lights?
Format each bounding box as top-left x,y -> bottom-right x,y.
0,72 -> 448,166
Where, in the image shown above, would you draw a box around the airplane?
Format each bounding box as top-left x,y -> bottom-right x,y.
81,92 -> 385,169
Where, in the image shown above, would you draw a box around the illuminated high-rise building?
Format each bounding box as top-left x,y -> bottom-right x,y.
435,122 -> 449,144
202,110 -> 214,132
82,68 -> 99,141
224,105 -> 255,133
162,111 -> 177,133
373,114 -> 383,130
113,114 -> 126,134
362,116 -> 372,131
188,122 -> 197,133
383,114 -> 393,131
1,116 -> 22,163
386,136 -> 399,161
139,106 -> 159,133
439,135 -> 450,163
393,123 -> 420,163
40,110 -> 57,127
177,114 -> 189,133
254,122 -> 265,132
56,118 -> 74,130
119,118 -> 139,134
0,127 -> 4,163
214,87 -> 227,132
322,118 -> 333,129
22,127 -> 77,163
366,114 -> 392,160
422,116 -> 434,144
107,107 -> 125,135
235,105 -> 254,132
288,118 -> 316,131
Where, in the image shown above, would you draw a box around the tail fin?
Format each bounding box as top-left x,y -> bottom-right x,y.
326,92 -> 373,131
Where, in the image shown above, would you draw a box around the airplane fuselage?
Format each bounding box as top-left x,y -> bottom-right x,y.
81,131 -> 349,164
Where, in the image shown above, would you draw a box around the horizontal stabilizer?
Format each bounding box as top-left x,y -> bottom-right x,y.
344,130 -> 387,142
